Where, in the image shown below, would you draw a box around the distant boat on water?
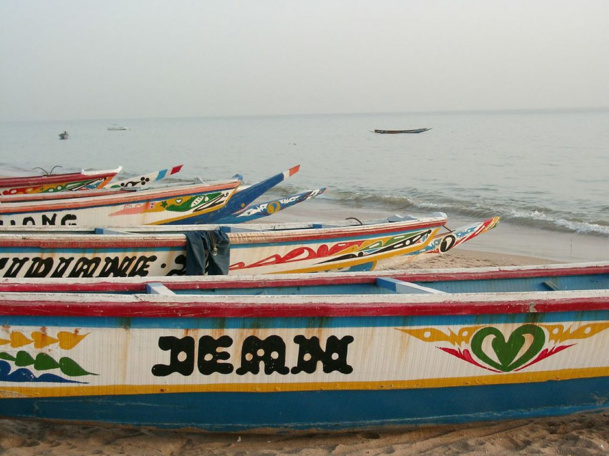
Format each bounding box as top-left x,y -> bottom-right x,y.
107,124 -> 128,131
58,131 -> 69,140
374,128 -> 431,134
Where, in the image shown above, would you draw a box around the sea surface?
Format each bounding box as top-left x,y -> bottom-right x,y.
1,109 -> 608,261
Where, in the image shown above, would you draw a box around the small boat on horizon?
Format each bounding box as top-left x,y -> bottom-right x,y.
374,128 -> 431,134
107,124 -> 128,131
58,131 -> 69,140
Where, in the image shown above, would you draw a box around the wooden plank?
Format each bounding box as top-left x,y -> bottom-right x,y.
146,283 -> 175,295
376,277 -> 446,294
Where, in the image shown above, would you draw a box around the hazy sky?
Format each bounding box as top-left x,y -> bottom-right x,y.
1,1 -> 608,121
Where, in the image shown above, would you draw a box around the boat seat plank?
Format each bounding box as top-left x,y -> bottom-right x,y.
146,283 -> 175,295
542,280 -> 560,291
95,228 -> 132,235
376,277 -> 446,294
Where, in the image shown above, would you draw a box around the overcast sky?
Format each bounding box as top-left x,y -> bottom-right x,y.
1,0 -> 608,121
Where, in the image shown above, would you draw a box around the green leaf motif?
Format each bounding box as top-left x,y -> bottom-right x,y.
471,324 -> 546,372
59,357 -> 96,377
14,351 -> 35,367
1,350 -> 95,377
34,353 -> 61,371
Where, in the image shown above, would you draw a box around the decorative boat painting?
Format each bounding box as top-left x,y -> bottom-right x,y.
0,214 -> 498,278
0,166 -> 300,228
106,164 -> 184,189
1,262 -> 609,431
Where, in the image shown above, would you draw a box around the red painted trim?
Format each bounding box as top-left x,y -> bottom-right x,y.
389,264 -> 609,283
0,170 -> 119,188
0,181 -> 239,214
1,263 -> 607,293
0,188 -> 125,203
145,263 -> 609,290
1,295 -> 608,318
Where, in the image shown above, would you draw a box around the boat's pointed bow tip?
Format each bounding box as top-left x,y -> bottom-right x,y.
172,164 -> 184,174
288,165 -> 301,176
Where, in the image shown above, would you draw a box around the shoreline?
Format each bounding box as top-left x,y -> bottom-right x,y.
268,194 -> 608,265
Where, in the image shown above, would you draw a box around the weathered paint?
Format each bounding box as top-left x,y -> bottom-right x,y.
1,262 -> 609,430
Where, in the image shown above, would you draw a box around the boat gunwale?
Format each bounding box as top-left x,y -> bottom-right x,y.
1,289 -> 609,318
0,181 -> 241,214
0,216 -> 448,247
1,261 -> 604,289
0,262 -> 608,317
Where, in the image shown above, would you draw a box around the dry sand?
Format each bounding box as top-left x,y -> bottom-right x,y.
2,250 -> 608,455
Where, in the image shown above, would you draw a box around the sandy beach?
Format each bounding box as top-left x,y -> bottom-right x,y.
3,247 -> 609,455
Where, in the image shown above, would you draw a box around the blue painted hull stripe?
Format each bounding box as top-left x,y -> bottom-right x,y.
4,310 -> 609,330
2,376 -> 608,431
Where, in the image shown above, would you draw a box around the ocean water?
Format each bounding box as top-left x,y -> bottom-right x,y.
1,109 -> 608,261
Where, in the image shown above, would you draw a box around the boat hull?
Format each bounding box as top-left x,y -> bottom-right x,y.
0,215 -> 500,278
3,262 -> 609,431
2,306 -> 609,431
0,167 -> 300,228
0,182 -> 241,227
0,168 -> 122,195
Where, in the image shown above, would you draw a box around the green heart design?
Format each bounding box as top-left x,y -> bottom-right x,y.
471,325 -> 546,372
34,353 -> 61,371
14,351 -> 35,367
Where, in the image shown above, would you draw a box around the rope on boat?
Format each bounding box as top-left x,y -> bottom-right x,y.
33,165 -> 62,176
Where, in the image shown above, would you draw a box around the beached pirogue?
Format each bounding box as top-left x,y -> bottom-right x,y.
0,214 -> 498,277
0,164 -> 183,195
0,166 -> 300,227
0,166 -> 123,195
0,262 -> 608,431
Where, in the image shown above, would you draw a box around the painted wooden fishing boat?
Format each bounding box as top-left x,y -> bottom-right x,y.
0,167 -> 123,196
0,213 -> 497,278
0,166 -> 300,227
374,128 -> 431,134
1,261 -> 609,431
107,124 -> 128,131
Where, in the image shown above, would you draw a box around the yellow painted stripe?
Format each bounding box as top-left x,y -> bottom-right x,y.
3,367 -> 609,399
